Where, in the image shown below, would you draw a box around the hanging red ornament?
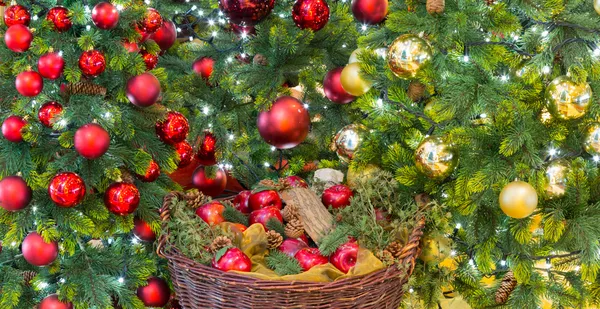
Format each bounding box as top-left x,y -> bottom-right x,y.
48,172 -> 86,208
46,7 -> 72,32
133,218 -> 156,242
230,23 -> 256,37
137,160 -> 160,182
137,277 -> 171,307
39,295 -> 73,309
122,40 -> 139,53
4,4 -> 31,27
192,57 -> 214,80
351,0 -> 388,24
79,50 -> 106,77
138,8 -> 163,34
150,20 -> 177,51
292,0 -> 330,31
323,67 -> 355,104
140,50 -> 159,70
22,232 -> 58,266
38,51 -> 65,80
134,24 -> 151,43
104,182 -> 140,216
192,166 -> 227,197
219,0 -> 274,26
156,111 -> 189,144
257,96 -> 310,149
0,175 -> 32,211
174,141 -> 193,168
38,101 -> 63,128
126,73 -> 161,107
2,115 -> 26,142
5,24 -> 33,52
196,132 -> 217,165
74,123 -> 110,159
91,2 -> 119,30
15,70 -> 43,97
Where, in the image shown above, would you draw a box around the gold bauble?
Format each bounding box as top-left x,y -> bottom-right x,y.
595,0 -> 600,15
348,48 -> 365,63
545,75 -> 592,120
340,63 -> 373,96
499,181 -> 538,219
544,160 -> 569,199
584,123 -> 600,156
414,136 -> 458,180
330,124 -> 366,163
387,34 -> 432,78
347,164 -> 380,187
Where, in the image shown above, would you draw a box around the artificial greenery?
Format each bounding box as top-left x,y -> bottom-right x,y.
265,250 -> 303,276
223,203 -> 250,226
266,218 -> 287,238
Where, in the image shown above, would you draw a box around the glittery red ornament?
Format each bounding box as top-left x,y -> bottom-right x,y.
123,40 -> 139,53
39,295 -> 73,309
351,0 -> 388,24
79,50 -> 106,77
292,0 -> 329,31
22,232 -> 58,266
38,51 -> 65,80
192,57 -> 214,80
91,2 -> 119,30
4,5 -> 31,27
133,218 -> 156,242
126,73 -> 161,107
323,67 -> 355,104
140,50 -> 159,70
150,20 -> 177,51
46,7 -> 72,32
0,175 -> 32,211
138,8 -> 163,34
2,115 -> 26,142
74,123 -> 110,159
104,182 -> 140,216
156,111 -> 189,144
192,166 -> 227,197
4,24 -> 33,52
134,24 -> 151,43
219,0 -> 274,26
137,160 -> 160,182
257,96 -> 310,149
38,101 -> 63,128
196,132 -> 217,165
174,141 -> 193,168
48,172 -> 86,208
15,70 -> 43,97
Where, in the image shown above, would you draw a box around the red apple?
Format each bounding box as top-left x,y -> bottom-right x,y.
294,248 -> 328,271
248,190 -> 282,211
249,206 -> 283,229
212,247 -> 252,272
322,185 -> 354,209
330,241 -> 359,273
195,201 -> 225,226
285,175 -> 308,188
233,190 -> 252,213
279,238 -> 308,257
375,208 -> 391,222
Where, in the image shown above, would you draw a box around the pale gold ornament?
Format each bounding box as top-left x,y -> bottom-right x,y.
499,181 -> 538,219
348,48 -> 365,64
414,136 -> 458,180
545,75 -> 592,120
330,124 -> 366,163
544,160 -> 569,199
584,123 -> 600,156
595,0 -> 600,15
340,63 -> 373,96
387,34 -> 432,78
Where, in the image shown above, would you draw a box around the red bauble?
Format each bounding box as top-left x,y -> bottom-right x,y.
230,23 -> 256,37
257,96 -> 310,149
123,40 -> 139,53
192,57 -> 214,80
150,20 -> 177,51
133,218 -> 156,242
0,175 -> 32,211
156,111 -> 189,144
91,2 -> 119,30
48,172 -> 86,208
79,50 -> 106,77
292,0 -> 329,31
134,24 -> 151,43
249,190 -> 282,211
294,248 -> 328,271
330,240 -> 358,273
137,160 -> 160,182
196,132 -> 217,165
4,5 -> 30,27
233,190 -> 252,213
46,7 -> 72,32
2,115 -> 26,142
212,247 -> 252,272
22,232 -> 58,266
4,24 -> 32,53
15,70 -> 43,97
174,141 -> 193,168
126,73 -> 161,107
39,294 -> 73,309
38,52 -> 65,80
351,0 -> 388,24
137,277 -> 171,307
219,0 -> 274,26
249,206 -> 282,229
279,238 -> 308,257
138,8 -> 163,34
322,184 -> 354,209
104,182 -> 140,216
323,67 -> 355,104
74,123 -> 110,159
140,50 -> 159,70
191,166 -> 227,197
284,175 -> 309,188
195,201 -> 225,225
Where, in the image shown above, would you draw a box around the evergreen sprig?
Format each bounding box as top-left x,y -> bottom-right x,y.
265,250 -> 303,276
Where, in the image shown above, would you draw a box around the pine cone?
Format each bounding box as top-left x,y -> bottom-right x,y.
65,82 -> 107,96
408,81 -> 426,102
253,54 -> 268,66
426,0 -> 445,14
266,230 -> 284,249
209,236 -> 232,253
184,189 -> 205,209
281,204 -> 300,222
284,219 -> 304,239
386,241 -> 403,258
495,270 -> 517,304
22,271 -> 36,286
485,0 -> 494,5
377,250 -> 395,265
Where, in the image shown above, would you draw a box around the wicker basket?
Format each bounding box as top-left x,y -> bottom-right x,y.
157,192 -> 426,309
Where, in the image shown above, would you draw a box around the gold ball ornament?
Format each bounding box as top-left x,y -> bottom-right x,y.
499,181 -> 538,219
414,136 -> 458,180
348,48 -> 365,63
545,75 -> 593,120
340,63 -> 373,96
387,34 -> 432,78
330,124 -> 366,163
544,160 -> 569,199
584,123 -> 600,156
595,0 -> 600,15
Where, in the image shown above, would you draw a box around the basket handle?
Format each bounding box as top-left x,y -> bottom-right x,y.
156,192 -> 184,258
395,193 -> 430,276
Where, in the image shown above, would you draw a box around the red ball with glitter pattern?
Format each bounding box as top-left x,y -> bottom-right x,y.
137,160 -> 160,182
156,111 -> 189,144
174,141 -> 193,168
48,172 -> 86,208
47,6 -> 72,32
141,50 -> 159,70
4,5 -> 30,27
196,132 -> 217,165
292,0 -> 330,31
138,8 -> 163,34
104,182 -> 140,216
219,0 -> 274,26
38,101 -> 63,128
79,50 -> 106,77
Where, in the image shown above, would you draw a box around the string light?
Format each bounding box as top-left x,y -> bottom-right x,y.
361,25 -> 368,31
270,146 -> 276,152
455,223 -> 462,229
116,4 -> 124,11
500,259 -> 507,266
463,55 -> 470,62
59,278 -> 66,284
202,106 -> 210,115
409,288 -> 414,293
303,103 -> 309,109
500,75 -> 509,82
32,15 -> 38,21
228,134 -> 235,140
593,48 -> 600,57
264,162 -> 270,167
117,277 -> 125,283
450,250 -> 456,257
542,66 -> 551,74
212,31 -> 218,37
86,25 -> 91,31
593,155 -> 599,162
131,238 -> 139,245
376,98 -> 383,108
548,148 -> 558,157
545,258 -> 552,269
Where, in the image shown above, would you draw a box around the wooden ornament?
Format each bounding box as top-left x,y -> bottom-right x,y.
279,187 -> 333,244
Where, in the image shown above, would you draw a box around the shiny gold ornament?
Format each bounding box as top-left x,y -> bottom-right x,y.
545,75 -> 593,120
584,123 -> 600,156
340,63 -> 373,96
595,0 -> 600,15
544,160 -> 569,199
330,124 -> 366,163
414,136 -> 458,180
499,181 -> 538,219
387,34 -> 432,78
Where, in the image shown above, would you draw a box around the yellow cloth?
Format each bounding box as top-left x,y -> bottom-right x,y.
229,224 -> 385,281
